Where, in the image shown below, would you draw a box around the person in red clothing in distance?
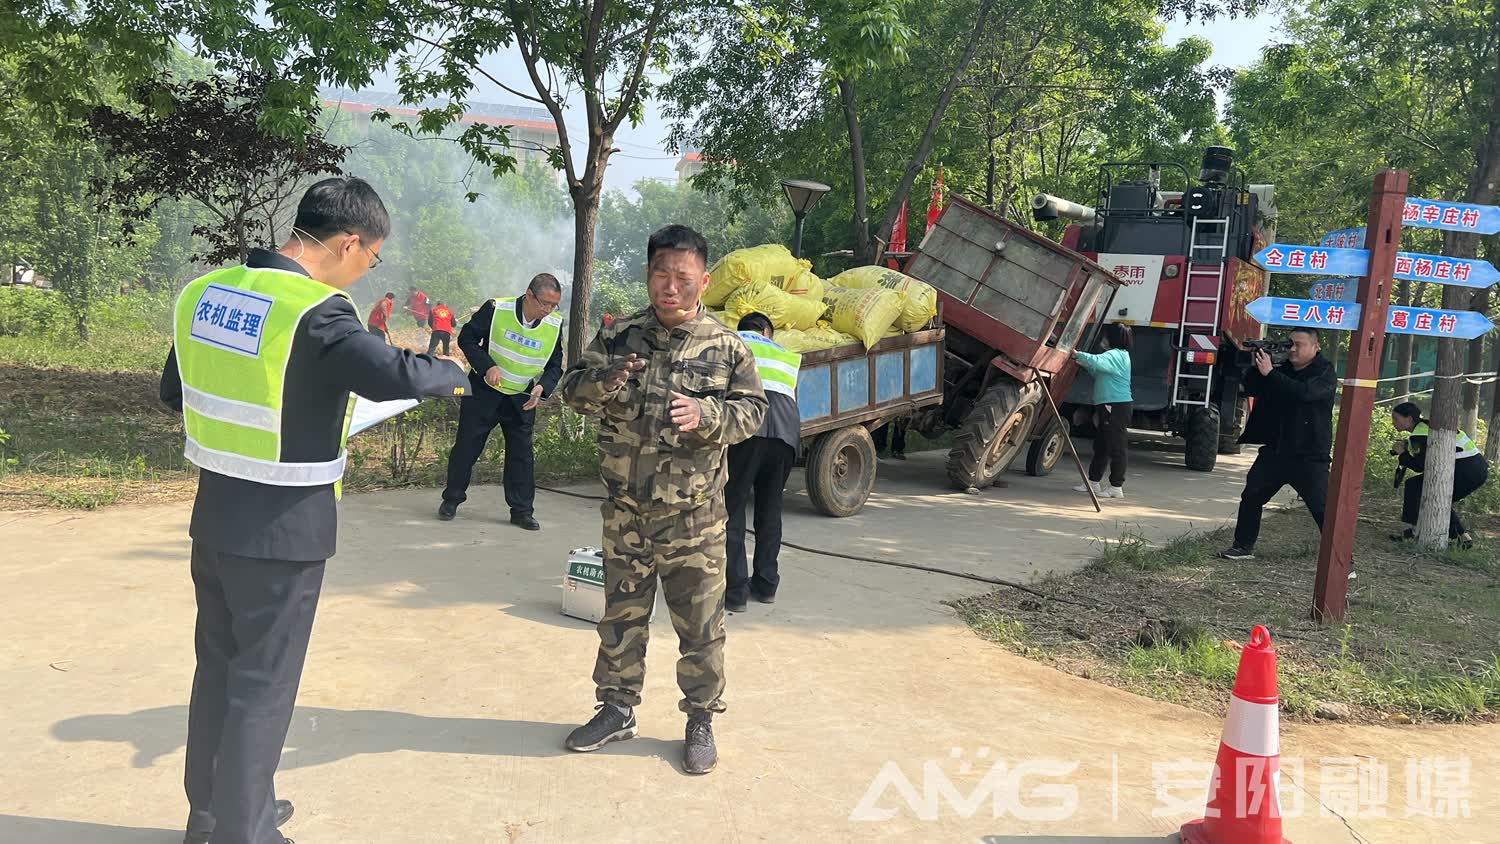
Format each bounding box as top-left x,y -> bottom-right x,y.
427,301 -> 455,355
367,291 -> 394,343
405,286 -> 430,327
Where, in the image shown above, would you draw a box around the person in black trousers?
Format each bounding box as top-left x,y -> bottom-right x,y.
159,178 -> 469,844
1390,401 -> 1488,546
438,275 -> 564,530
725,312 -> 801,613
1220,327 -> 1336,561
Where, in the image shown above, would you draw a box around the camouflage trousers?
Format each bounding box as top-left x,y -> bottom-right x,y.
594,498 -> 728,714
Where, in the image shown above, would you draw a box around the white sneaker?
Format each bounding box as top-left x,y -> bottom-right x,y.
1105,485 -> 1125,499
1073,480 -> 1102,494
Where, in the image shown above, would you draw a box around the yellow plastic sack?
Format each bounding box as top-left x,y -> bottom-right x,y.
706,309 -> 732,326
705,244 -> 812,307
776,327 -> 859,353
824,286 -> 903,348
779,268 -> 826,300
724,280 -> 826,331
830,266 -> 938,332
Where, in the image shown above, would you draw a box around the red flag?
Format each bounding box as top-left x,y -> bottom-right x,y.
926,168 -> 944,232
889,198 -> 908,253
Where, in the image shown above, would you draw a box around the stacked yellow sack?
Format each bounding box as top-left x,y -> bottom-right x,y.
705,245 -> 811,308
776,326 -> 860,353
823,286 -> 904,349
828,266 -> 938,332
723,280 -> 826,331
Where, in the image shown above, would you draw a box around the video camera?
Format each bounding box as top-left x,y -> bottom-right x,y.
1241,338 -> 1291,366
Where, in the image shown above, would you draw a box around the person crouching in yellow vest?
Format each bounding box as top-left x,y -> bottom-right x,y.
438,273 -> 565,530
159,176 -> 470,844
725,311 -> 802,613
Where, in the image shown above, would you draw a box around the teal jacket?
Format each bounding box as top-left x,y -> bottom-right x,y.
1073,348 -> 1133,405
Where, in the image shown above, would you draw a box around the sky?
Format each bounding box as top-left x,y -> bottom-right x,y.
372,9 -> 1289,196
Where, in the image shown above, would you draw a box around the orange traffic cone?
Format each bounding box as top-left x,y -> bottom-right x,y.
1180,625 -> 1292,844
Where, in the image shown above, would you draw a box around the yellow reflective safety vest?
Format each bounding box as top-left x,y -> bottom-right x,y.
738,330 -> 801,397
1411,421 -> 1481,462
172,265 -> 354,490
483,297 -> 563,394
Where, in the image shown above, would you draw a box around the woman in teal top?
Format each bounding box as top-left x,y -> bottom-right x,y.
1072,323 -> 1133,498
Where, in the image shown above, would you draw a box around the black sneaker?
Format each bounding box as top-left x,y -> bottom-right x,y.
565,704 -> 637,752
184,800 -> 294,844
511,515 -> 541,531
1219,546 -> 1255,560
726,597 -> 748,613
437,501 -> 457,521
683,712 -> 717,774
1390,528 -> 1415,542
751,589 -> 776,605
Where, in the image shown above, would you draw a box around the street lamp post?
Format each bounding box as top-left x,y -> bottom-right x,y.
780,179 -> 831,259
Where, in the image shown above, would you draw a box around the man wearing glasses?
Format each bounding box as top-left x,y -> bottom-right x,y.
438,273 -> 565,530
159,176 -> 468,844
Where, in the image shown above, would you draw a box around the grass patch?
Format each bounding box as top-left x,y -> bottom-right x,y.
954,495 -> 1500,724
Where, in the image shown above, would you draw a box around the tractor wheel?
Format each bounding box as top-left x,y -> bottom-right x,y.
1218,396 -> 1247,455
1184,406 -> 1220,472
806,425 -> 878,517
1025,420 -> 1067,477
946,380 -> 1043,490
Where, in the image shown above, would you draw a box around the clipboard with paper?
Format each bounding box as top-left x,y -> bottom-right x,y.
348,396 -> 423,436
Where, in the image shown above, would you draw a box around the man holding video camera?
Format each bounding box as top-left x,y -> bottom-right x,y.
1220,327 -> 1337,561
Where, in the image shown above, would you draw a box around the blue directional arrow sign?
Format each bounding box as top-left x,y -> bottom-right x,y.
1320,228 -> 1366,249
1306,278 -> 1359,302
1393,252 -> 1500,288
1254,244 -> 1370,276
1246,297 -> 1361,330
1246,297 -> 1494,339
1385,304 -> 1495,339
1403,198 -> 1500,235
1255,243 -> 1500,289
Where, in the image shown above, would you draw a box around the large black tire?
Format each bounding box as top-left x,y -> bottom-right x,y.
1025,420 -> 1066,477
1218,396 -> 1247,455
806,425 -> 878,517
1184,406 -> 1220,472
947,380 -> 1043,490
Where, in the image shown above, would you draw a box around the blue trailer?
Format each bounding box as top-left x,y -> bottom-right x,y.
794,327 -> 945,516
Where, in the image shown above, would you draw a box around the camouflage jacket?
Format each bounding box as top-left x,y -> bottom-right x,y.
558,305 -> 768,511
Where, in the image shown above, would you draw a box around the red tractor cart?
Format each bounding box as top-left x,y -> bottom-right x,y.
902,195 -> 1124,490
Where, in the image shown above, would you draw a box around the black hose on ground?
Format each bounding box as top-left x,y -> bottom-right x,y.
535,484 -> 1088,605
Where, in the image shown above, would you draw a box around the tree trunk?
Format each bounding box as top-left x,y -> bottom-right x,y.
1461,289 -> 1488,435
566,170 -> 605,366
871,0 -> 998,257
1417,281 -> 1468,549
76,310 -> 89,342
838,78 -> 872,265
1423,36 -> 1500,541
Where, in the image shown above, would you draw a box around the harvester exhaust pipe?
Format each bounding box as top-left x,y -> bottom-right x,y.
1031,193 -> 1096,223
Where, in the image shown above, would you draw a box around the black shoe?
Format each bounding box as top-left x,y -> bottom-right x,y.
184,800 -> 294,844
565,704 -> 637,751
437,501 -> 457,521
1390,528 -> 1415,542
751,589 -> 776,605
683,712 -> 717,774
892,452 -> 906,461
1219,546 -> 1255,560
511,515 -> 541,531
726,597 -> 748,613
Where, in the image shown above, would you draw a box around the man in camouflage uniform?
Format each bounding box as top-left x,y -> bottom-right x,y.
557,224 -> 767,774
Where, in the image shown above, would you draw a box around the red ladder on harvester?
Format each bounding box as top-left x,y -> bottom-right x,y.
1172,217 -> 1229,407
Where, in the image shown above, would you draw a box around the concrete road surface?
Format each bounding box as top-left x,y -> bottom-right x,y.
1,440 -> 1494,843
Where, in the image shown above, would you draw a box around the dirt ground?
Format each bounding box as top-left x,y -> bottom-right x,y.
2,446 -> 1497,842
